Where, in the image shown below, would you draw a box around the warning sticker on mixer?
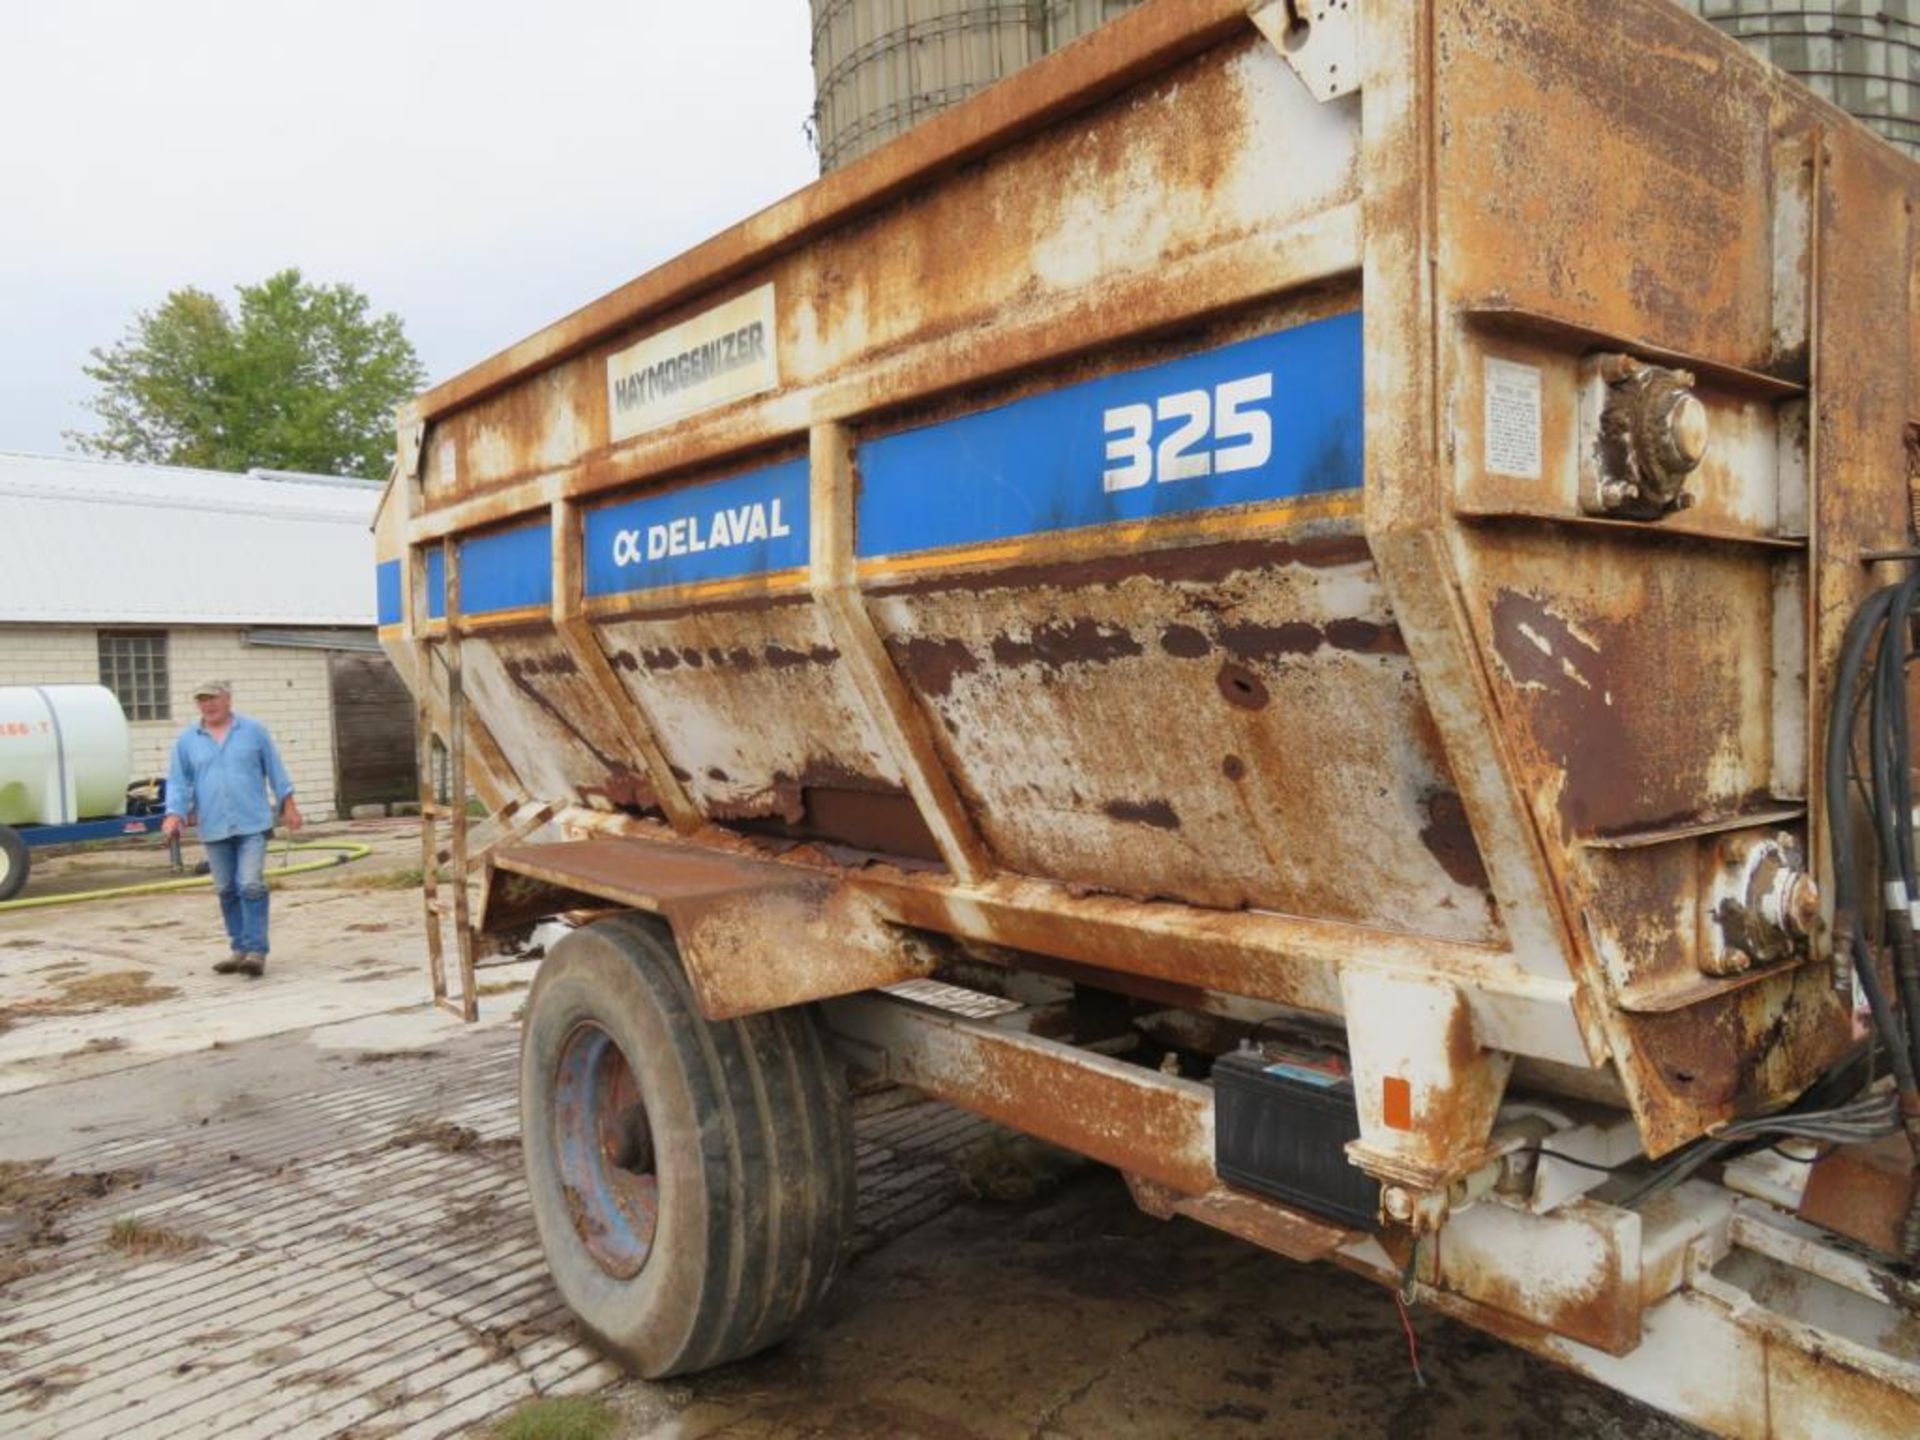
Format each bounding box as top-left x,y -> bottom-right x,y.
1484,357 -> 1542,480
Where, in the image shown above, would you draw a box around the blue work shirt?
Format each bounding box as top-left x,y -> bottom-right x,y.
165,713 -> 295,841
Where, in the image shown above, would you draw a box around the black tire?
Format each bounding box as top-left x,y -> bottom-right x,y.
520,912 -> 855,1378
0,826 -> 27,903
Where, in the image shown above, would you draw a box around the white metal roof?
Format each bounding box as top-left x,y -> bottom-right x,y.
0,452 -> 382,626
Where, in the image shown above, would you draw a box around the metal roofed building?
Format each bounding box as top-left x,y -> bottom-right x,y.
0,452 -> 415,820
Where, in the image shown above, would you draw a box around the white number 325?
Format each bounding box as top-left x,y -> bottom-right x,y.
1101,373 -> 1274,493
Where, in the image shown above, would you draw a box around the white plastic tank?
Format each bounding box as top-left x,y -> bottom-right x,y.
0,685 -> 133,827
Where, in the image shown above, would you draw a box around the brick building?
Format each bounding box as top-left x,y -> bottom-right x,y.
0,453 -> 414,821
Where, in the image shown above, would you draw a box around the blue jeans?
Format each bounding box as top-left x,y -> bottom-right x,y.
204,830 -> 271,955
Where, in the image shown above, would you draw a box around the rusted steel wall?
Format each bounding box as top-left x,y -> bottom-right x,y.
862,496 -> 1500,939
378,0 -> 1919,1175
1395,0 -> 1912,1155
412,32 -> 1352,507
594,595 -> 937,858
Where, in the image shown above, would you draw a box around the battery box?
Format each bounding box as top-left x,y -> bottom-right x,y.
1211,1041 -> 1381,1229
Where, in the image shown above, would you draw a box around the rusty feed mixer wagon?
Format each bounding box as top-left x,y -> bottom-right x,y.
373,1 -> 1920,1430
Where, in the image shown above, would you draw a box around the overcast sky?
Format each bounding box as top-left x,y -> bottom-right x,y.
0,1 -> 819,463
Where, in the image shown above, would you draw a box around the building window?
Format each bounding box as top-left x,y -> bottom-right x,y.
98,630 -> 170,721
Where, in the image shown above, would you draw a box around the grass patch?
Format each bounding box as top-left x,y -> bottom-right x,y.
488,1397 -> 618,1440
388,1119 -> 481,1153
0,1160 -> 146,1290
104,1216 -> 203,1258
350,865 -> 453,890
294,862 -> 446,891
61,971 -> 177,1007
0,1160 -> 145,1222
0,969 -> 179,1035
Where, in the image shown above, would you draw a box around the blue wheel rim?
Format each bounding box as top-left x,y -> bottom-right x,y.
553,1020 -> 658,1278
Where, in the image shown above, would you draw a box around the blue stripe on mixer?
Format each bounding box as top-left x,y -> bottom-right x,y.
855,311 -> 1363,558
583,459 -> 810,598
375,560 -> 402,626
458,519 -> 553,616
425,546 -> 446,621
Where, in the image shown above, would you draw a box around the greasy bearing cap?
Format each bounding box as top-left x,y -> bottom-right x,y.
1661,391 -> 1711,472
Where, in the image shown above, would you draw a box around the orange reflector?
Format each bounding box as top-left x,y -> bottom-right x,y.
1382,1075 -> 1413,1131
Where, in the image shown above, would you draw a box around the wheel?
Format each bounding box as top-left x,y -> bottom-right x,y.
0,827 -> 28,903
520,912 -> 855,1377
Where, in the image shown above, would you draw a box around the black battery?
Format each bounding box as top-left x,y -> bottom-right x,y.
1211,1042 -> 1380,1229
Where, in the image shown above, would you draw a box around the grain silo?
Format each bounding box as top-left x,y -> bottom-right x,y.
1679,0 -> 1920,154
1041,0 -> 1145,48
811,3 -> 1920,169
809,1 -> 1145,172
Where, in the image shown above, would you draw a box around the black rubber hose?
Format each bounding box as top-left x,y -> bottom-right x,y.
1828,587 -> 1894,922
1885,574 -> 1920,1079
1868,628 -> 1895,952
1890,582 -> 1919,894
1873,573 -> 1920,882
1868,587 -> 1905,955
1826,586 -> 1917,1093
1615,1040 -> 1880,1208
1853,931 -> 1917,1094
1869,592 -> 1901,895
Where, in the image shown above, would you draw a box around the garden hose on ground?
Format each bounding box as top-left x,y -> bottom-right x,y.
0,841 -> 372,913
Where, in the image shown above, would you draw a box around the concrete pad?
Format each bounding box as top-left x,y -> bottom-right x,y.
303,988 -> 529,1056
0,820 -> 499,1096
0,1025 -> 1008,1439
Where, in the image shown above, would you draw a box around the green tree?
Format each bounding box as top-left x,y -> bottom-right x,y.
68,269 -> 427,479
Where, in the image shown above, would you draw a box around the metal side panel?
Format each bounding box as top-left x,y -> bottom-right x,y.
490,836 -> 933,1017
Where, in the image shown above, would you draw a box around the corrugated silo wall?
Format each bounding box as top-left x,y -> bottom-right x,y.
809,0 -> 1145,173
809,3 -> 1920,170
1677,0 -> 1920,154
1041,0 -> 1145,48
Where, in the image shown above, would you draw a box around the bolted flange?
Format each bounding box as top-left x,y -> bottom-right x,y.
1707,831 -> 1819,976
1584,355 -> 1710,521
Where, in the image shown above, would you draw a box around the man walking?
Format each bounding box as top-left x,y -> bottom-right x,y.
161,681 -> 303,977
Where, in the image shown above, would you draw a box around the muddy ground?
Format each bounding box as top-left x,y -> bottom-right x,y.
0,820 -> 1698,1439
607,1165 -> 1698,1440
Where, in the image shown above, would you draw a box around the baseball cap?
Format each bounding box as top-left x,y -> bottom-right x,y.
192,680 -> 232,699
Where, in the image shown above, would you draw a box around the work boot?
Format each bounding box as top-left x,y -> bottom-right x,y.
213,952 -> 246,974
236,953 -> 266,978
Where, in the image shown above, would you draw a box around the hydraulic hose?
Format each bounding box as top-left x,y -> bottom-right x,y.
1867,588 -> 1913,1059
1875,571 -> 1920,1077
1825,585 -> 1918,1095
1897,575 -> 1920,1075
0,840 -> 371,913
1825,587 -> 1890,923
